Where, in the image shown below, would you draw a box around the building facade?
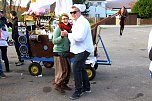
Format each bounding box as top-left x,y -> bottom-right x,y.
88,0 -> 106,17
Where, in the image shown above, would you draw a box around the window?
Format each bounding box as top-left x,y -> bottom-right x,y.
88,2 -> 93,6
97,2 -> 102,6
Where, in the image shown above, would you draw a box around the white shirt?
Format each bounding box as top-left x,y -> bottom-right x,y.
68,15 -> 94,54
0,25 -> 9,46
148,29 -> 152,71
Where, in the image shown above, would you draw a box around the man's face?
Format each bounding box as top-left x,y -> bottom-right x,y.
70,8 -> 80,20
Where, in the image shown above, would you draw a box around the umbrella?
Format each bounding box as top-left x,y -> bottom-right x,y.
27,0 -> 56,15
26,0 -> 73,16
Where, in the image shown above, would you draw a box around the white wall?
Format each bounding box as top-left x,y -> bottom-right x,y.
88,1 -> 106,17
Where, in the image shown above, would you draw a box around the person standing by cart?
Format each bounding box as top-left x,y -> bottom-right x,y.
0,50 -> 6,78
0,20 -> 10,72
0,22 -> 6,78
62,5 -> 94,100
52,13 -> 72,94
0,10 -> 8,26
10,11 -> 24,66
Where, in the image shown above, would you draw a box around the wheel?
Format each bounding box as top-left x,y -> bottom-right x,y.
85,64 -> 96,81
29,62 -> 42,76
94,63 -> 98,70
43,61 -> 54,68
7,39 -> 14,46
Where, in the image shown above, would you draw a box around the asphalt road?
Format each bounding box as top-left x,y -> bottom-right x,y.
0,25 -> 152,101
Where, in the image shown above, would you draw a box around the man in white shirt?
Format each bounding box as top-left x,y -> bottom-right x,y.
148,29 -> 152,77
62,5 -> 94,100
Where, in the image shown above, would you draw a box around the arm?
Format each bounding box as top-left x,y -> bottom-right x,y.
0,25 -> 9,40
12,18 -> 18,40
111,10 -> 120,18
52,26 -> 64,44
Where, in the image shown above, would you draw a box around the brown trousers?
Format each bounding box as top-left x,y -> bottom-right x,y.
54,56 -> 71,86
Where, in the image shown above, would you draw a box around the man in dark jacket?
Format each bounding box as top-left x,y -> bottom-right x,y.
10,11 -> 24,66
0,10 -> 7,26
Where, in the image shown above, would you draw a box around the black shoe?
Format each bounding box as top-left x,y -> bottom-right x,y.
70,90 -> 83,100
120,32 -> 122,36
54,84 -> 65,94
61,85 -> 72,91
0,72 -> 6,78
5,68 -> 10,72
16,62 -> 24,66
5,70 -> 10,72
82,88 -> 91,93
15,61 -> 20,64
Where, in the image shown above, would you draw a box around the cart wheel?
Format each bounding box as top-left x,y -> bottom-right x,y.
43,61 -> 54,68
85,65 -> 96,81
94,63 -> 98,70
29,62 -> 42,76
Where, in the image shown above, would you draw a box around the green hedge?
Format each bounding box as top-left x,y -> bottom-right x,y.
131,0 -> 152,18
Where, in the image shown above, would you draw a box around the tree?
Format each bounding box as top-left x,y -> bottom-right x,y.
16,0 -> 21,12
9,0 -> 13,12
2,0 -> 7,16
131,0 -> 152,18
26,1 -> 31,10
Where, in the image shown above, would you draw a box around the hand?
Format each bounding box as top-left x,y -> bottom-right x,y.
61,30 -> 68,37
110,16 -> 114,18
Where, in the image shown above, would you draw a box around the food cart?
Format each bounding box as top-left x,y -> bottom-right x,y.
18,1 -> 111,80
18,14 -> 111,81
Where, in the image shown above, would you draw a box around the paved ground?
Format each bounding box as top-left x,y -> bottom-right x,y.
0,25 -> 152,101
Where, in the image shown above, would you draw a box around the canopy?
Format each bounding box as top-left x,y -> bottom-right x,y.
55,0 -> 73,16
26,0 -> 73,16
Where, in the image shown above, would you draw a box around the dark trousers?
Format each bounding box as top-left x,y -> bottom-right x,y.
14,41 -> 24,62
73,51 -> 90,91
0,46 -> 9,71
120,16 -> 125,36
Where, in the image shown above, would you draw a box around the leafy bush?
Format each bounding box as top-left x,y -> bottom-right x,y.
131,0 -> 152,18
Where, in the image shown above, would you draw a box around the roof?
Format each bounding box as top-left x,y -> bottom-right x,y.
106,0 -> 137,9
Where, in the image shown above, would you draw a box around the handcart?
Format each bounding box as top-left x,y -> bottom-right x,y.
19,15 -> 112,80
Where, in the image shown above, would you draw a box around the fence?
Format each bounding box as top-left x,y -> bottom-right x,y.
87,13 -> 140,25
